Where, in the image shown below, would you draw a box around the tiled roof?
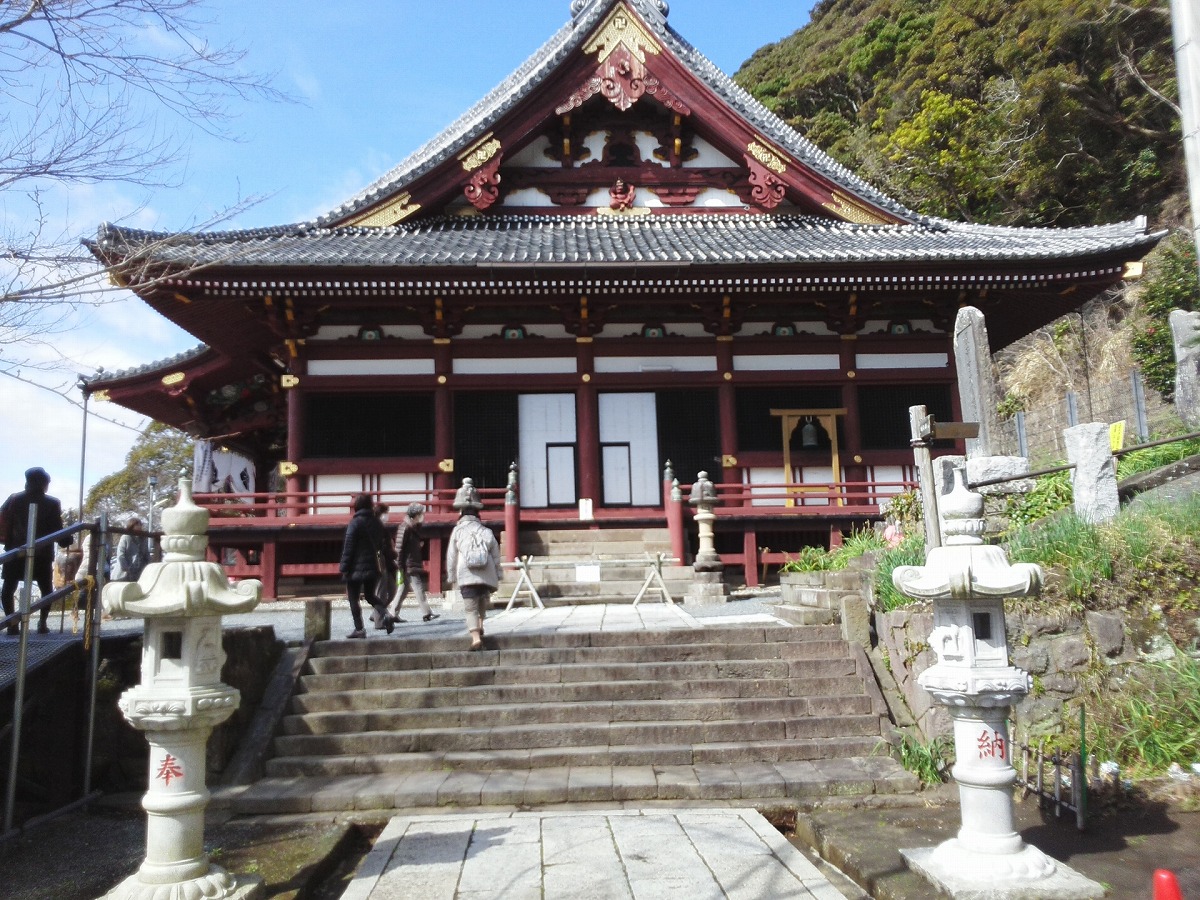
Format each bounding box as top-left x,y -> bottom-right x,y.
91,213 -> 1160,271
316,0 -> 923,227
85,344 -> 211,387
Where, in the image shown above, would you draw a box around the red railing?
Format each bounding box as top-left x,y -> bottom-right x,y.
191,477 -> 915,597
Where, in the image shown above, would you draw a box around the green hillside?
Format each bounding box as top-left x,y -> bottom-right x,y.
734,0 -> 1183,227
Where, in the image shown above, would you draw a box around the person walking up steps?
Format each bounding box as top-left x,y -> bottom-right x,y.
339,494 -> 397,639
392,502 -> 439,623
445,479 -> 499,651
1,467 -> 72,635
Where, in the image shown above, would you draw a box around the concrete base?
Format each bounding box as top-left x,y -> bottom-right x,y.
902,842 -> 1105,899
684,571 -> 729,606
102,867 -> 263,900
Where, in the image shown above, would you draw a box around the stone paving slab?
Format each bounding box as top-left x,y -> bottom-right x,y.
339,809 -> 843,900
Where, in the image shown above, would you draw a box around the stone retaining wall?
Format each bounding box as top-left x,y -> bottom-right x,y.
875,605 -> 1137,740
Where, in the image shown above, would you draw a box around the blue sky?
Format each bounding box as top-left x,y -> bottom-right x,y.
1,0 -> 819,509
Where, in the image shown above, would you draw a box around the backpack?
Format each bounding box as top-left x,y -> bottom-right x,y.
463,524 -> 492,569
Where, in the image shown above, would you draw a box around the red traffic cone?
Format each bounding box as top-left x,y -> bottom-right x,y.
1154,869 -> 1184,900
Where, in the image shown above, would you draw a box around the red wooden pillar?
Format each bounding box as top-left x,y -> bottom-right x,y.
434,340 -> 454,494
429,534 -> 444,594
743,528 -> 759,587
716,337 -> 739,486
503,465 -> 520,563
284,359 -> 306,516
665,475 -> 686,562
840,339 -> 867,506
259,539 -> 278,601
576,340 -> 600,506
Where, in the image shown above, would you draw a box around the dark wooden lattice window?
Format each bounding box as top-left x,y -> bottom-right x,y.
857,384 -> 953,450
454,392 -> 519,491
304,393 -> 434,458
734,387 -> 842,452
656,389 -> 719,486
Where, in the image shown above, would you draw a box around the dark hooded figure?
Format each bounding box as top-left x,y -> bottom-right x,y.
1,467 -> 71,635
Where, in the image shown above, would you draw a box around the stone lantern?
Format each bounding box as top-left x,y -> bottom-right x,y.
686,471 -> 728,604
102,477 -> 263,900
891,466 -> 1102,898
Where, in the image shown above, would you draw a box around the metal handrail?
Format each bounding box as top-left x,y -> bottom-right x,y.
969,429 -> 1200,490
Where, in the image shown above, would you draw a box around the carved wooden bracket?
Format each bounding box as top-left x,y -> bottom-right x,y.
464,155 -> 503,211
418,298 -> 466,340
557,44 -> 690,115
739,154 -> 786,210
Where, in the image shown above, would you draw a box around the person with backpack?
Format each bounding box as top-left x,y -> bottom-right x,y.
392,502 -> 439,623
445,478 -> 500,651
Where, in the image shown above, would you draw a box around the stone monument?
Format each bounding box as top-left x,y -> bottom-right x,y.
1170,308 -> 1200,428
892,466 -> 1103,899
1064,423 -> 1120,525
101,477 -> 263,900
954,306 -> 998,459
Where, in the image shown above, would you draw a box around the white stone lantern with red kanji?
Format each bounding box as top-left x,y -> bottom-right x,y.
891,466 -> 1103,899
101,477 -> 262,900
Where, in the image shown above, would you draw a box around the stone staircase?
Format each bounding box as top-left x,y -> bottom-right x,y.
228,624 -> 916,814
500,526 -> 695,606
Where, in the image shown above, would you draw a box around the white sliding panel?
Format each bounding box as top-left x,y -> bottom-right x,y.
598,393 -> 660,506
519,394 -> 577,508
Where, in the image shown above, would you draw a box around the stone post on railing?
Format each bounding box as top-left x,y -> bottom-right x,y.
686,471 -> 728,605
503,461 -> 520,563
664,461 -> 686,564
891,466 -> 1102,899
101,477 -> 263,900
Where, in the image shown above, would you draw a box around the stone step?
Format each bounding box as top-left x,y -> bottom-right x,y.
521,527 -> 672,545
300,655 -> 860,694
516,541 -> 675,558
772,605 -> 839,627
290,672 -> 865,713
230,757 -> 918,814
271,713 -> 884,757
307,623 -> 840,658
304,636 -> 852,675
264,736 -> 889,778
282,692 -> 876,735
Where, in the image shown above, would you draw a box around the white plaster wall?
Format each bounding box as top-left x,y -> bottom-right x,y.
508,136 -> 554,166
453,357 -> 577,375
594,355 -> 717,374
307,359 -> 436,376
309,474 -> 362,514
684,136 -> 738,167
598,393 -> 660,505
856,353 -> 949,369
733,354 -> 840,372
378,473 -> 432,507
746,467 -> 787,507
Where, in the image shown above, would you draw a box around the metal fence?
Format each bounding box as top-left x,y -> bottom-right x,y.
1015,709 -> 1089,831
0,510 -> 126,841
992,370 -> 1181,466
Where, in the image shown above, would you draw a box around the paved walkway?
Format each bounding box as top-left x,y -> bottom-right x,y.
340,808 -> 844,900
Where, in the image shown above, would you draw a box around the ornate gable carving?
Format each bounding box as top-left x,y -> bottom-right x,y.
558,3 -> 689,115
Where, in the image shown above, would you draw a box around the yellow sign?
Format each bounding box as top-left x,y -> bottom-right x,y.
281,374 -> 300,389
1109,421 -> 1126,452
278,462 -> 298,477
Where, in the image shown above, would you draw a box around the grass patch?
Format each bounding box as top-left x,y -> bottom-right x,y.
1089,652 -> 1200,777
890,731 -> 953,785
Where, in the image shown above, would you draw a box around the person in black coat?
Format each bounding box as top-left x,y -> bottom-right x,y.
1,467 -> 72,635
338,494 -> 397,639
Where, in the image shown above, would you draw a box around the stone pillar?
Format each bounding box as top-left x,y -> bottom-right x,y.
102,478 -> 263,900
892,466 -> 1102,899
1170,308 -> 1200,428
686,471 -> 728,605
1064,423 -> 1119,524
953,307 -> 998,458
